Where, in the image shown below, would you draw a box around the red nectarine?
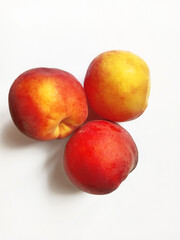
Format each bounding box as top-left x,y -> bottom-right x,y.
64,120 -> 138,194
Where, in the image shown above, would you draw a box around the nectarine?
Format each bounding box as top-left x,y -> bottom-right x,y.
9,68 -> 88,140
64,120 -> 138,194
84,50 -> 151,122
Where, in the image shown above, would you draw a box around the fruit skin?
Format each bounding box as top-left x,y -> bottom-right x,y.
9,68 -> 88,140
84,50 -> 151,122
64,120 -> 138,195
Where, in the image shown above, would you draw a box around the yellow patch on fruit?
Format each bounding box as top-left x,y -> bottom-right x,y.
36,80 -> 59,115
31,79 -> 70,138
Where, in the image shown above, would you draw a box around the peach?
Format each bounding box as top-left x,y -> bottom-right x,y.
64,120 -> 138,194
84,50 -> 151,122
9,68 -> 88,140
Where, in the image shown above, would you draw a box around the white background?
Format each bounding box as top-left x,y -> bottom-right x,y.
0,0 -> 180,239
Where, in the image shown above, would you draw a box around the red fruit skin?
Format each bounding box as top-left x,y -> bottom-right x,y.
64,120 -> 138,195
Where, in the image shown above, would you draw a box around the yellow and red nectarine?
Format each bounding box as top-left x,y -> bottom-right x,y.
9,68 -> 88,140
84,50 -> 151,122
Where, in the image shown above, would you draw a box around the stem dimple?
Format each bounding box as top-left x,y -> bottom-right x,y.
55,116 -> 76,139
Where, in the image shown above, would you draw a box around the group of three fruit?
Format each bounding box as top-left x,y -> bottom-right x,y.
8,50 -> 150,194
